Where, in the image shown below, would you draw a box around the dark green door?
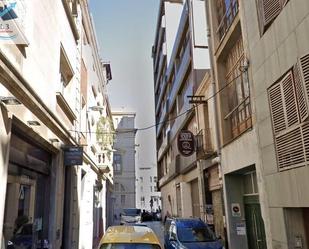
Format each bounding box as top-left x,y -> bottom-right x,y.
244,196 -> 267,249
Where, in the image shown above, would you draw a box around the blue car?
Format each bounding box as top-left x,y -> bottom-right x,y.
164,218 -> 223,249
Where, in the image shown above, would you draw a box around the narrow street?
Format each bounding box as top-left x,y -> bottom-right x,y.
143,221 -> 165,247
0,0 -> 309,249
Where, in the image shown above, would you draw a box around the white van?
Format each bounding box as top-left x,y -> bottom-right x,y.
120,208 -> 141,225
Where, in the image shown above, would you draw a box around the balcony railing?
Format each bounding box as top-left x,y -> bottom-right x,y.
195,129 -> 213,159
216,0 -> 239,41
224,96 -> 252,141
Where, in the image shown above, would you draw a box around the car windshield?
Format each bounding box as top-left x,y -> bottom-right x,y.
100,243 -> 161,249
177,226 -> 216,243
123,209 -> 141,216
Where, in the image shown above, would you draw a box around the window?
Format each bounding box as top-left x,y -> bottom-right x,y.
62,0 -> 79,40
150,176 -> 152,182
150,186 -> 153,192
113,154 -> 122,173
243,172 -> 258,195
268,53 -> 309,171
216,0 -> 239,40
154,186 -> 158,192
154,177 -> 157,182
60,45 -> 74,89
121,195 -> 125,205
141,197 -> 145,202
257,0 -> 289,34
170,104 -> 177,128
223,37 -> 251,141
140,177 -> 143,183
114,183 -> 119,192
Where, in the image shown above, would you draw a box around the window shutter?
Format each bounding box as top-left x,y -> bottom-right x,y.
276,127 -> 305,170
268,83 -> 286,135
299,54 -> 309,98
281,72 -> 299,127
293,64 -> 309,122
269,71 -> 305,171
259,0 -> 282,30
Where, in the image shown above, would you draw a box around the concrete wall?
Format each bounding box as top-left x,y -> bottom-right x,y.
240,0 -> 309,248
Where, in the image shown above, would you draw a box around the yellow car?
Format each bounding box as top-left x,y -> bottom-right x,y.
99,225 -> 162,249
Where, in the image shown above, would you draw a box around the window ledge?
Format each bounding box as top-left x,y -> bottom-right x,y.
56,92 -> 77,124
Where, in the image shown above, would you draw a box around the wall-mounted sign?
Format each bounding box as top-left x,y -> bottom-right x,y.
63,146 -> 83,166
236,223 -> 246,236
231,203 -> 241,217
177,130 -> 195,157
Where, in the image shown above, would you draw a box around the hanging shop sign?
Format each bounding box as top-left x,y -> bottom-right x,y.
177,130 -> 195,157
63,146 -> 83,166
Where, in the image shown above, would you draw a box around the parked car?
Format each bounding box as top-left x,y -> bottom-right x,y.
120,208 -> 142,225
98,225 -> 162,249
164,218 -> 223,249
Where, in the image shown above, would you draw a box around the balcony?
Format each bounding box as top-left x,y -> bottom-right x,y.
156,99 -> 169,135
169,42 -> 191,110
155,78 -> 168,115
154,51 -> 167,93
97,164 -> 111,174
224,96 -> 252,142
157,131 -> 170,161
169,86 -> 193,142
196,129 -> 214,159
217,0 -> 239,41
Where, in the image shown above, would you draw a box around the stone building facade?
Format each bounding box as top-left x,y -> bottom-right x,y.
0,1 -> 113,249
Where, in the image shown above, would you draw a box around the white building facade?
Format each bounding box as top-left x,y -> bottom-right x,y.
136,164 -> 161,212
152,0 -> 211,222
112,112 -> 137,222
0,1 -> 113,249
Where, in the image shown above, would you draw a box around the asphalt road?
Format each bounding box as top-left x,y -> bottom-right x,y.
143,221 -> 165,247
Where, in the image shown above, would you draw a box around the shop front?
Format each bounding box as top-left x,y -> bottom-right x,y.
3,127 -> 52,249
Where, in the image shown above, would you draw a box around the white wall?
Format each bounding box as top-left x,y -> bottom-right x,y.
164,2 -> 184,63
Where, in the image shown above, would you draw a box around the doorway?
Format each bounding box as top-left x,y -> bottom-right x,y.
243,172 -> 267,249
191,179 -> 200,217
244,196 -> 267,249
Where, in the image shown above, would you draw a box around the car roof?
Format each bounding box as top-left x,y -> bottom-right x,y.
173,218 -> 207,227
100,226 -> 161,246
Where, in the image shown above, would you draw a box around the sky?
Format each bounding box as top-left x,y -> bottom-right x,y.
89,0 -> 159,168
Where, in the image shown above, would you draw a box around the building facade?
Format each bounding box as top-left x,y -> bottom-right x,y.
136,164 -> 161,212
205,0 -> 267,248
112,112 -> 137,221
152,0 -> 222,229
0,1 -> 113,249
206,0 -> 309,249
